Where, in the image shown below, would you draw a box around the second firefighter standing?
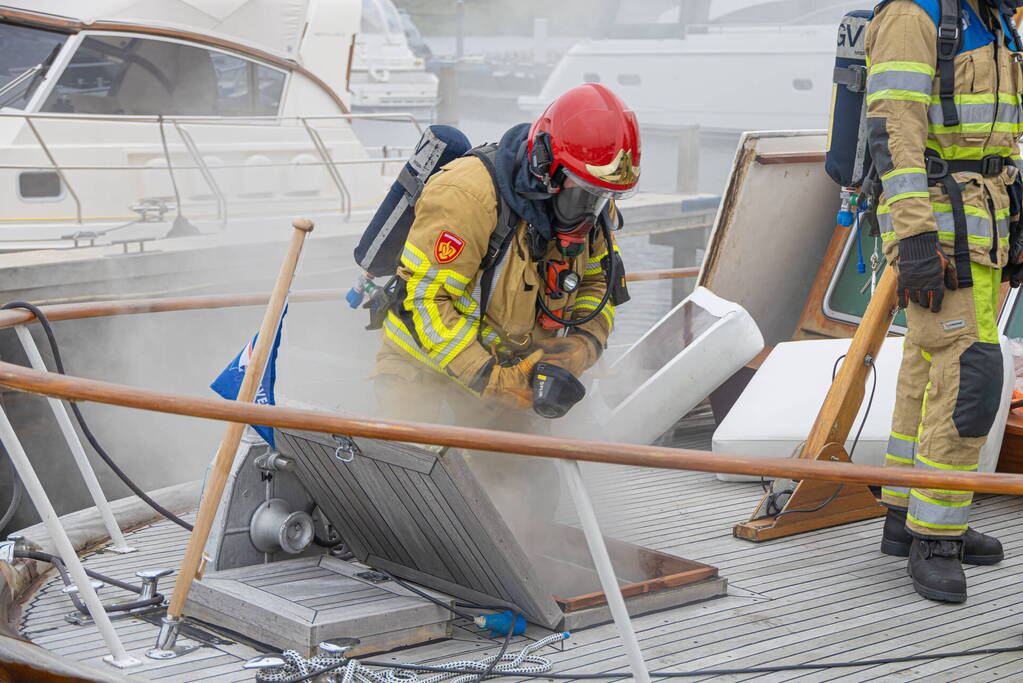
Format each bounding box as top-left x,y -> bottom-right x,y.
867,0 -> 1023,603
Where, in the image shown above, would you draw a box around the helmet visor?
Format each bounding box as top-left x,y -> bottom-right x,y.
563,166 -> 638,201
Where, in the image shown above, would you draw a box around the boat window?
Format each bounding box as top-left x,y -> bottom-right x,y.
361,0 -> 386,35
254,65 -> 286,116
617,74 -> 642,86
18,171 -> 62,200
583,73 -> 601,84
41,35 -> 285,117
1004,293 -> 1023,340
0,24 -> 67,110
379,0 -> 406,40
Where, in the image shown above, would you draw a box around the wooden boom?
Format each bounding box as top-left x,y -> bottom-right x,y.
734,265 -> 900,541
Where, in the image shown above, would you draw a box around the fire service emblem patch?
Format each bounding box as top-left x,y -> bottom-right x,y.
434,230 -> 465,264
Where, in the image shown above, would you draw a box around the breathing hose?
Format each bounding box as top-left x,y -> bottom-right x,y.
15,549 -> 163,615
534,220 -> 617,328
1,302 -> 194,531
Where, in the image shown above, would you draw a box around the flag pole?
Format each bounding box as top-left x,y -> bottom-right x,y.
149,217 -> 313,659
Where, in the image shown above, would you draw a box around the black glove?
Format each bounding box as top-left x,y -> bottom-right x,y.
1004,263 -> 1023,288
1004,237 -> 1023,288
897,231 -> 957,313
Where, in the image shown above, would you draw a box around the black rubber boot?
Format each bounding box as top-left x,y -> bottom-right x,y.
880,508 -> 1003,565
907,537 -> 967,603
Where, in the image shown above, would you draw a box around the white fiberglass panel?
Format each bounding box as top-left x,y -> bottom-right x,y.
713,337 -> 1013,482
555,287 -> 763,445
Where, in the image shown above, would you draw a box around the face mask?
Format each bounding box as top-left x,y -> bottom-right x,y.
552,184 -> 609,233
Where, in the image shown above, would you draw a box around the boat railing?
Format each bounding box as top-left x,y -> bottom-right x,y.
0,111 -> 423,231
6,267 -> 1023,670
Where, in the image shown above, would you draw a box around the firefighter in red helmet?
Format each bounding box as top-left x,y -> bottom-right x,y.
374,83 -> 640,424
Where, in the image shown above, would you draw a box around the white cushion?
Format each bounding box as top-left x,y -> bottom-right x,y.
713,336 -> 1014,482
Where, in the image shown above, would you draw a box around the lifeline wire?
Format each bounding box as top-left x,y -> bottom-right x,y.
1,302 -> 194,531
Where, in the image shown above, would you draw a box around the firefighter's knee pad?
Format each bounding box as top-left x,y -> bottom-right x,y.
953,342 -> 1003,438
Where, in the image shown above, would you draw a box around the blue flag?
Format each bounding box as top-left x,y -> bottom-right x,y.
210,305 -> 287,448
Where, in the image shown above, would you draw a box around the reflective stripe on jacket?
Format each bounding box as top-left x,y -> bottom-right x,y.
866,0 -> 1022,269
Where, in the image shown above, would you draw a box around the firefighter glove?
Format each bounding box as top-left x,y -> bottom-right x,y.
535,331 -> 601,376
482,350 -> 544,410
1004,238 -> 1023,288
897,231 -> 957,313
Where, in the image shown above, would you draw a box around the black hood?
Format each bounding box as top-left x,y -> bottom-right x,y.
493,122 -> 556,243
986,0 -> 1023,15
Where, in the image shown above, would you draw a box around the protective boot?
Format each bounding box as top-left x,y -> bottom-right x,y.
907,537 -> 967,603
880,507 -> 1003,565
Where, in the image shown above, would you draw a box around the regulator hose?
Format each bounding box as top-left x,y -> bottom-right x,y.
1,302 -> 193,531
534,220 -> 617,328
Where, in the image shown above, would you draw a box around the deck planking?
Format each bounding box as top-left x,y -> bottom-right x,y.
17,439 -> 1023,681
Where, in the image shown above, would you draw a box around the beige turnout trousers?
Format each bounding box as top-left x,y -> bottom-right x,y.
881,263 -> 1003,537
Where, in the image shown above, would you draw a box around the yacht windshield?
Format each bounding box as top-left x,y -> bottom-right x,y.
361,0 -> 406,44
0,24 -> 67,110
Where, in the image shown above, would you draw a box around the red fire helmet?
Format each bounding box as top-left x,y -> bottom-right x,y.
527,83 -> 641,200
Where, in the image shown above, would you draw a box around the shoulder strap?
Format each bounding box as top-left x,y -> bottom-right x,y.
466,142 -> 522,327
467,143 -> 520,272
936,0 -> 962,127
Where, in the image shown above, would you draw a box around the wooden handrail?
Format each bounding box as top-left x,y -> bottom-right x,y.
0,280 -> 1020,495
0,354 -> 1021,495
624,267 -> 700,282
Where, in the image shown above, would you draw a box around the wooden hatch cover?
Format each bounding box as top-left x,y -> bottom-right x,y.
277,428 -> 723,630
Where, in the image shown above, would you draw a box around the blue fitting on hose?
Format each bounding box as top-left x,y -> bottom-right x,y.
345,287 -> 364,309
473,611 -> 527,638
837,209 -> 854,227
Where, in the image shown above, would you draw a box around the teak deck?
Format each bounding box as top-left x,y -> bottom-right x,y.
17,431 -> 1023,681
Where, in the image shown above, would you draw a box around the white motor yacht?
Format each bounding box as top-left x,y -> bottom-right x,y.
521,0 -> 864,132
349,0 -> 438,115
0,0 -> 420,248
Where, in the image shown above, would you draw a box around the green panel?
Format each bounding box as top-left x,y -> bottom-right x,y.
1004,293 -> 1023,339
826,217 -> 908,329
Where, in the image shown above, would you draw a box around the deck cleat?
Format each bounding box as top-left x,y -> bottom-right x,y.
317,637 -> 361,659
243,654 -> 289,682
146,615 -> 200,660
135,567 -> 174,601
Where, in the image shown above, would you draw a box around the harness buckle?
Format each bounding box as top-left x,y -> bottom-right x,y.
981,155 -> 1006,177
925,156 -> 949,180
937,25 -> 960,42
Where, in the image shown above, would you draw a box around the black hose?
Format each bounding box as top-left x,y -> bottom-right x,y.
1,302 -> 193,531
478,619 -> 514,682
279,641 -> 1023,683
535,220 -> 617,328
377,569 -> 475,620
15,549 -> 163,615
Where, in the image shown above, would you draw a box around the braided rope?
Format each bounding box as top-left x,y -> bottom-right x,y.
341,632 -> 570,683
253,632 -> 569,682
